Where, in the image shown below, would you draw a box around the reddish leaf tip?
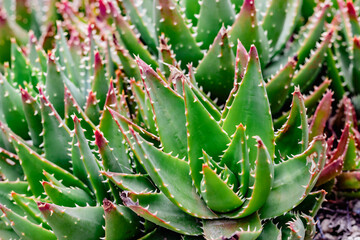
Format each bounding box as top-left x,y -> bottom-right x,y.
347,1 -> 357,19
42,181 -> 51,187
354,36 -> 360,48
249,45 -> 258,58
94,130 -> 106,149
103,198 -> 115,213
72,114 -> 80,123
136,57 -> 153,74
37,202 -> 51,212
47,51 -> 56,63
94,51 -> 102,70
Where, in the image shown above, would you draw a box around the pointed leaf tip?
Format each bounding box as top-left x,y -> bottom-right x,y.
94,51 -> 102,71
102,198 -> 114,213
136,57 -> 153,74
256,137 -> 264,148
249,45 -> 258,58
20,86 -> 31,100
94,130 -> 106,149
347,1 -> 357,19
47,51 -> 55,63
354,36 -> 360,48
72,114 -> 80,124
37,202 -> 51,212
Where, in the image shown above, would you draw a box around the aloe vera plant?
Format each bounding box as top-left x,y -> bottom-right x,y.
310,92 -> 360,199
0,0 -> 344,239
0,38 -> 329,238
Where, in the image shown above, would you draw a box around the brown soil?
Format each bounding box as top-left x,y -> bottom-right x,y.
315,199 -> 360,239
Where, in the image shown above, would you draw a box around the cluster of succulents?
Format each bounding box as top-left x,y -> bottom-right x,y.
0,0 -> 359,239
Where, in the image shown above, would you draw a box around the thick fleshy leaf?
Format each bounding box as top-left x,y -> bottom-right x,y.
229,0 -> 269,67
130,79 -> 157,133
45,53 -> 65,118
274,88 -> 308,163
103,172 -> 156,193
264,0 -> 302,56
103,199 -> 143,240
333,31 -> 353,91
0,120 -> 15,153
287,215 -> 306,239
223,138 -> 273,218
221,40 -> 249,119
137,58 -> 187,158
0,218 -> 19,240
203,213 -> 262,240
274,78 -> 331,130
91,52 -> 108,110
158,34 -> 178,79
295,1 -> 331,61
10,41 -> 35,88
130,130 -> 217,219
39,88 -> 72,171
70,135 -> 92,190
0,204 -> 57,240
294,190 -> 327,217
353,36 -> 360,94
347,1 -> 360,36
266,57 -> 297,114
180,65 -> 222,121
304,78 -> 332,115
0,75 -> 30,140
10,134 -> 88,197
0,147 -> 23,181
264,2 -> 330,78
309,91 -> 333,141
42,181 -> 95,207
257,221 -> 281,240
64,87 -> 96,141
326,48 -> 345,101
343,134 -> 357,171
110,2 -> 158,68
84,91 -> 101,125
38,203 -> 105,240
196,0 -> 235,50
10,192 -> 51,229
195,27 -> 235,104
28,33 -> 47,82
121,192 -> 202,236
200,163 -> 244,212
259,137 -> 326,219
179,0 -> 200,26
55,23 -> 82,88
99,109 -> 133,172
222,46 -> 274,164
0,181 -> 32,215
337,0 -> 353,48
95,130 -> 130,174
108,109 -> 159,174
184,80 -> 230,191
155,0 -> 203,69
220,124 -> 250,197
120,0 -> 158,55
73,116 -> 110,203
114,44 -> 142,81
20,87 -> 42,147
291,29 -> 334,93
0,12 -> 28,64
234,40 -> 249,82
330,123 -> 350,163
